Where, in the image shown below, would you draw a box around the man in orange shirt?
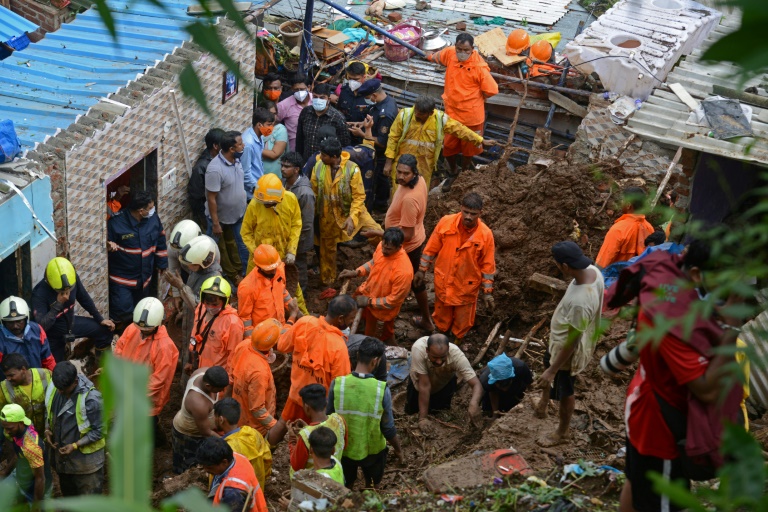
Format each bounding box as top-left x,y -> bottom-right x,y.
237,244 -> 300,337
595,187 -> 655,268
415,193 -> 496,346
339,228 -> 413,345
114,297 -> 179,443
426,33 -> 498,180
231,319 -> 280,444
184,277 -> 244,377
273,296 -> 355,442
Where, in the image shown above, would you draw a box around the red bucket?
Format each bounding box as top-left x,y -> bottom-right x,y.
384,19 -> 423,62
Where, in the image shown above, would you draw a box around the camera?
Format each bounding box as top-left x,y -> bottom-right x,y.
63,333 -> 76,345
600,339 -> 639,376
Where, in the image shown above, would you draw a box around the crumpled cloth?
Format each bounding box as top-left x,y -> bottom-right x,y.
474,16 -> 506,25
342,28 -> 374,43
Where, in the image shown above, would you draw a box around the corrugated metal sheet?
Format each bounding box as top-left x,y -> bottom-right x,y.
0,0 -> 239,149
739,311 -> 768,412
0,5 -> 38,42
626,16 -> 768,166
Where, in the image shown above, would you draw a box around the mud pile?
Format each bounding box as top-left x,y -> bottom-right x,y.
426,156 -> 625,324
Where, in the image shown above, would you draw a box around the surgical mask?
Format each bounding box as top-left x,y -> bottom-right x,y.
341,327 -> 350,336
234,150 -> 244,159
364,98 -> 376,105
312,98 -> 328,111
267,350 -> 276,364
294,90 -> 308,102
143,207 -> 156,218
264,89 -> 281,101
206,305 -> 222,316
456,51 -> 471,62
259,125 -> 274,137
349,80 -> 362,92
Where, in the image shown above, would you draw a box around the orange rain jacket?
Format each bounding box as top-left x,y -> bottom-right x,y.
277,316 -> 351,405
595,213 -> 655,268
420,213 -> 496,305
230,339 -> 276,436
237,262 -> 292,337
189,304 -> 244,375
115,323 -> 179,416
427,46 -> 499,126
356,243 -> 414,322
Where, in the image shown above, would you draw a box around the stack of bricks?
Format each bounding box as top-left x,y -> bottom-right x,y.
9,0 -> 73,34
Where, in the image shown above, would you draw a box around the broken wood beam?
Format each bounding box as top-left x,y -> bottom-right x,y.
494,328 -> 513,357
473,321 -> 503,365
515,317 -> 548,359
528,273 -> 568,295
548,91 -> 587,118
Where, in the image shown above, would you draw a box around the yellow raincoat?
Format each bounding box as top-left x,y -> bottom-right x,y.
221,425 -> 273,491
240,191 -> 308,313
311,152 -> 381,284
385,107 -> 483,188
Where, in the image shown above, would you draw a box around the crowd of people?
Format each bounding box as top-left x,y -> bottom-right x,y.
0,33 -> 750,512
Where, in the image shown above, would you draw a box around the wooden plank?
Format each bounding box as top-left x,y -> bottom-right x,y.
668,82 -> 700,111
548,91 -> 587,118
493,51 -> 526,67
528,273 -> 568,295
475,28 -> 507,58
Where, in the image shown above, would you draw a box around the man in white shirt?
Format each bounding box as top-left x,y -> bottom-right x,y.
534,241 -> 604,447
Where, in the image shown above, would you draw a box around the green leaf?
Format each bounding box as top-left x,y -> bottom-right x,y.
92,0 -> 117,40
648,472 -> 708,512
43,496 -> 152,512
180,63 -> 212,117
0,478 -> 29,512
719,424 -> 767,504
214,0 -> 253,37
160,488 -> 219,512
101,354 -> 153,506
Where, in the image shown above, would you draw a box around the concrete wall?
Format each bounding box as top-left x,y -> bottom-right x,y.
8,0 -> 73,34
60,25 -> 254,316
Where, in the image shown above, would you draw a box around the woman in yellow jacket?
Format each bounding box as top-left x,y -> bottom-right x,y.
241,174 -> 308,312
311,138 -> 381,285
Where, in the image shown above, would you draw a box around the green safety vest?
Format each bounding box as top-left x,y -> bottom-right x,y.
396,107 -> 447,171
314,159 -> 356,218
45,381 -> 106,454
290,413 -> 346,478
316,456 -> 345,485
1,368 -> 49,432
333,375 -> 386,461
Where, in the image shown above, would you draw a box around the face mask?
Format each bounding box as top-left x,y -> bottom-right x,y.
364,98 -> 376,105
267,350 -> 276,364
259,125 -> 274,137
312,98 -> 328,111
143,207 -> 156,218
349,80 -> 362,92
206,305 -> 222,316
234,150 -> 243,159
264,89 -> 281,101
294,90 -> 308,102
341,327 -> 350,336
456,51 -> 471,62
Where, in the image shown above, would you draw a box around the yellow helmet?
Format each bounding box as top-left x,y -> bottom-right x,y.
200,276 -> 232,305
255,174 -> 284,203
251,318 -> 281,351
46,257 -> 76,291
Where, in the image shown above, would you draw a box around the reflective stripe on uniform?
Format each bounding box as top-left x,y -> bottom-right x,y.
109,275 -> 138,287
337,376 -> 383,419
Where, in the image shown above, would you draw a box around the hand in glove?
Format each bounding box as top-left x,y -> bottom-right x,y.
482,294 -> 495,313
285,253 -> 296,265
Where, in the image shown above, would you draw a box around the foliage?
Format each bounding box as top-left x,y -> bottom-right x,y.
0,354 -> 216,511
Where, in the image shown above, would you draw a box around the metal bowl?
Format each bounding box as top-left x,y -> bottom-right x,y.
423,35 -> 447,51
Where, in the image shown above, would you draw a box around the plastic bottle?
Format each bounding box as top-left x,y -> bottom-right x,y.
603,92 -> 620,101
634,99 -> 643,110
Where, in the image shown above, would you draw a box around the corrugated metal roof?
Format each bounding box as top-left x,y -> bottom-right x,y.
739,311 -> 768,413
0,0 -> 228,150
626,16 -> 768,166
0,5 -> 38,42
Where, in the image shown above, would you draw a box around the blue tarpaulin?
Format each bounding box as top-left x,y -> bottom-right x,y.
0,5 -> 37,60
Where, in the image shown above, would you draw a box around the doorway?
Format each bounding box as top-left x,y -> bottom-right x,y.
0,242 -> 32,300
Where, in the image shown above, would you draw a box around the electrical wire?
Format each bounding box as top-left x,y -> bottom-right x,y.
561,53 -> 667,85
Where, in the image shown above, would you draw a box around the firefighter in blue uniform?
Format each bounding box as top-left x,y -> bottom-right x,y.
107,190 -> 168,324
348,79 -> 399,214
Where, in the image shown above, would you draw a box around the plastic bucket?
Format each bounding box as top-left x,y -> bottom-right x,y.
279,20 -> 303,48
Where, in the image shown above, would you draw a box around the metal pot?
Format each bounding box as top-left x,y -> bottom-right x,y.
422,28 -> 448,51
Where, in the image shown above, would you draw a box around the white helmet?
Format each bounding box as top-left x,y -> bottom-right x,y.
133,297 -> 165,329
0,296 -> 29,322
179,235 -> 218,269
169,220 -> 202,250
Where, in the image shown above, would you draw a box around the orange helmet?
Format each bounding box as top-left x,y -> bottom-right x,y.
251,318 -> 281,351
253,244 -> 281,271
506,29 -> 530,56
530,40 -> 553,62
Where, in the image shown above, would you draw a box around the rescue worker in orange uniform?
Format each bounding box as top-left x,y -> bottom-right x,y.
415,192 -> 496,345
114,297 -> 179,441
426,33 -> 498,180
237,245 -> 300,337
230,319 -> 280,445
272,295 -> 355,443
338,228 -> 413,345
595,186 -> 655,268
197,436 -> 268,512
184,276 -> 244,377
